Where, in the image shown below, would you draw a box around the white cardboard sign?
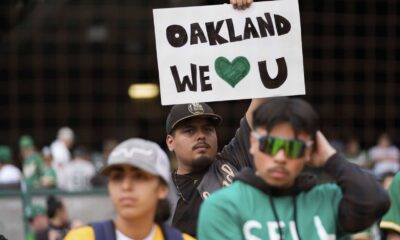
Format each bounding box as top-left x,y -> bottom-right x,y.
153,0 -> 304,105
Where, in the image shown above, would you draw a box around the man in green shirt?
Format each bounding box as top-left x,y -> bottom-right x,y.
198,97 -> 390,240
20,135 -> 46,188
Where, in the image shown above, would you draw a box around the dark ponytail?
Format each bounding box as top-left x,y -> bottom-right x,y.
155,177 -> 171,223
155,199 -> 171,223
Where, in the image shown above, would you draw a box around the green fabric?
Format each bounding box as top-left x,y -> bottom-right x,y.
380,172 -> 400,234
23,153 -> 46,188
0,145 -> 12,162
40,166 -> 57,187
198,181 -> 349,240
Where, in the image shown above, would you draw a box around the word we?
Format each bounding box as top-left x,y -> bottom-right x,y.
170,57 -> 287,92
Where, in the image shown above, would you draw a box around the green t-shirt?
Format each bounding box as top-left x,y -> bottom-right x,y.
198,180 -> 349,240
23,153 -> 45,188
380,172 -> 400,234
40,166 -> 57,188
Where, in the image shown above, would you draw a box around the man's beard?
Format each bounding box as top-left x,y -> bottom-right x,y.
191,156 -> 213,173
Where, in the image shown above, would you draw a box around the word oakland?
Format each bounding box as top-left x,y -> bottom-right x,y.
166,12 -> 291,48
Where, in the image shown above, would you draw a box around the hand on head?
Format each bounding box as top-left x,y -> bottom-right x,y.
306,131 -> 336,168
230,0 -> 253,10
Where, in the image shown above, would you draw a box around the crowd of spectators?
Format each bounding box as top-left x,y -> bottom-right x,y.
0,126 -> 116,191
341,132 -> 400,180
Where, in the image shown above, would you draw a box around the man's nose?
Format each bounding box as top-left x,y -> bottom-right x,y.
121,176 -> 133,190
273,149 -> 287,163
197,129 -> 207,139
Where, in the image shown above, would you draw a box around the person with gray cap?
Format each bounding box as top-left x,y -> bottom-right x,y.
166,99 -> 267,237
65,138 -> 194,240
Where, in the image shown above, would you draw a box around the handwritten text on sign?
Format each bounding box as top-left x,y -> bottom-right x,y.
153,0 -> 304,105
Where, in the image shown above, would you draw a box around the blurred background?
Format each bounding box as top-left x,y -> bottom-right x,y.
1,0 -> 399,157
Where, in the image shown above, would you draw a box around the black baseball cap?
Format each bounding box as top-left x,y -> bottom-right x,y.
166,103 -> 223,134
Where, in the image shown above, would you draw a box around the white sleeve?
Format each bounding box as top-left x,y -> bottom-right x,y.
0,166 -> 22,183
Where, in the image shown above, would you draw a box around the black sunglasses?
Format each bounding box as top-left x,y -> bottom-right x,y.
253,132 -> 313,159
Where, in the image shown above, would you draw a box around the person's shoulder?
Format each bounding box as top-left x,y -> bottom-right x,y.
367,146 -> 379,154
64,226 -> 95,240
154,224 -> 196,240
394,172 -> 400,181
30,153 -> 44,161
311,182 -> 339,191
306,183 -> 341,198
51,140 -> 68,152
182,233 -> 196,240
389,172 -> 400,188
389,145 -> 400,153
50,140 -> 61,148
3,164 -> 21,172
78,159 -> 96,170
205,181 -> 245,205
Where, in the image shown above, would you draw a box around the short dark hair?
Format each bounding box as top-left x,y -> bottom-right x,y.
155,177 -> 170,223
253,97 -> 319,138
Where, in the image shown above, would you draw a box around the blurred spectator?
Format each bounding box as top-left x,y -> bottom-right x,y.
25,204 -> 49,240
64,138 -> 193,240
20,135 -> 46,188
91,138 -> 118,171
351,172 -> 397,240
36,195 -> 73,240
50,127 -> 74,188
90,139 -> 118,187
344,137 -> 371,168
101,139 -> 118,166
40,147 -> 57,188
368,133 -> 400,177
0,145 -> 22,185
380,172 -> 400,239
59,147 -> 96,191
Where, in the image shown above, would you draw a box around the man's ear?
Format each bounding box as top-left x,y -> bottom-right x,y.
166,135 -> 174,152
304,144 -> 314,165
249,134 -> 257,155
158,184 -> 169,200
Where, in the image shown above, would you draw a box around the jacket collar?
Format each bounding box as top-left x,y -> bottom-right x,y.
234,168 -> 317,196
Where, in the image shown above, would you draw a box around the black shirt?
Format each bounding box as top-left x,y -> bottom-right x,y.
172,171 -> 204,237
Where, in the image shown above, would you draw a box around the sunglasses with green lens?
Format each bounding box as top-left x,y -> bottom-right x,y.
253,132 -> 313,159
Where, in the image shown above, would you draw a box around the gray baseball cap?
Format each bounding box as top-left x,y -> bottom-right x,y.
101,138 -> 171,184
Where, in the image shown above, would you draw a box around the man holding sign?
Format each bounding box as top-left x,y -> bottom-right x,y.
166,98 -> 266,237
155,0 -> 301,236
